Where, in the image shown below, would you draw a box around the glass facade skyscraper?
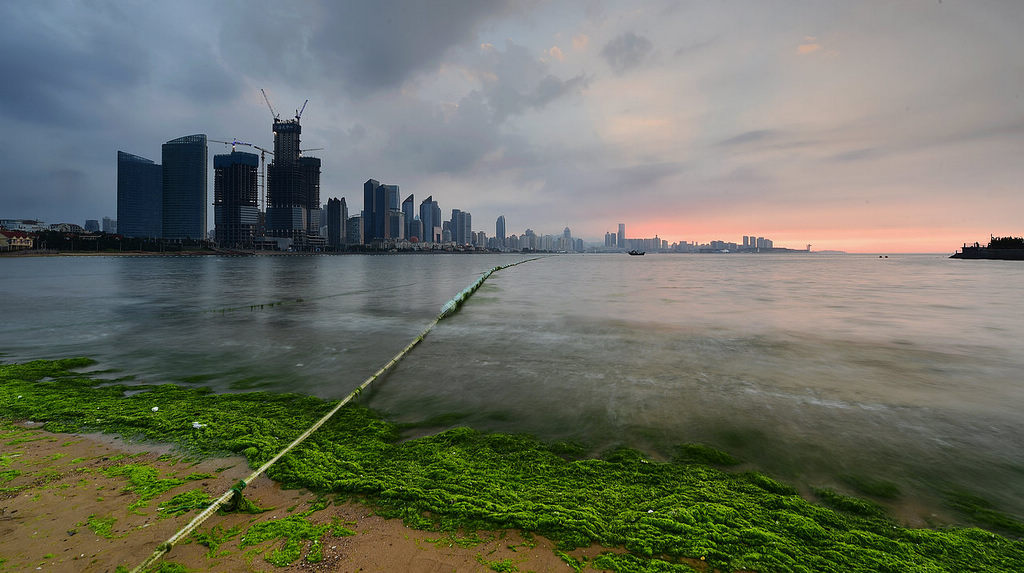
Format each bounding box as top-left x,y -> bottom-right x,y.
362,179 -> 380,244
419,196 -> 441,243
401,194 -> 415,240
162,134 -> 208,240
496,215 -> 506,247
116,151 -> 163,238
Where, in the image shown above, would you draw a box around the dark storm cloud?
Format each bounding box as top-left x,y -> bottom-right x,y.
0,3 -> 150,127
601,32 -> 653,74
220,1 -> 518,97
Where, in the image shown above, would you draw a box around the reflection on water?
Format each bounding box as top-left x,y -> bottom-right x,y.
2,253 -> 1023,524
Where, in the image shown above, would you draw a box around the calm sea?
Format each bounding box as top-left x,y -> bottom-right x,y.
2,253 -> 1023,524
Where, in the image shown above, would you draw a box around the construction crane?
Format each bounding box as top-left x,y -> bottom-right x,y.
296,99 -> 308,120
299,147 -> 324,157
261,89 -> 280,121
209,139 -> 252,152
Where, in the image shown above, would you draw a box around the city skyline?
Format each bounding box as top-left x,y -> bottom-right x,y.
1,2 -> 1022,252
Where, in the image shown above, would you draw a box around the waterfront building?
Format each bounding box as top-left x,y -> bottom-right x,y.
362,179 -> 380,244
450,209 -> 471,245
409,219 -> 423,244
617,223 -> 625,250
102,217 -> 116,234
0,230 -> 34,251
162,134 -> 208,240
267,114 -> 321,246
299,157 -> 322,237
419,196 -> 441,243
387,209 -> 404,240
496,215 -> 506,248
213,151 -> 259,247
116,151 -> 163,238
346,215 -> 362,245
326,197 -> 348,248
401,194 -> 416,240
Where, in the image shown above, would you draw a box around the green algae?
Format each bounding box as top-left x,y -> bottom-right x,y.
476,554 -> 520,572
103,464 -> 188,511
3,358 -> 1024,572
159,489 -> 214,518
83,514 -> 119,539
190,525 -> 242,557
238,516 -> 355,566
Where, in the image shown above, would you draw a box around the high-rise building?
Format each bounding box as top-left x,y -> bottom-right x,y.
267,114 -> 321,245
162,134 -> 208,240
346,215 -> 362,245
450,209 -> 471,245
362,179 -> 380,244
116,151 -> 163,238
382,185 -> 400,239
299,156 -> 322,236
617,223 -> 625,250
495,215 -> 506,247
213,151 -> 259,247
401,194 -> 416,240
419,196 -> 441,243
326,197 -> 348,248
84,220 -> 99,232
102,217 -> 116,234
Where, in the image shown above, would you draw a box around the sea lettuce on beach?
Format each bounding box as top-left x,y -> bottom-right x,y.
2,358 -> 1023,572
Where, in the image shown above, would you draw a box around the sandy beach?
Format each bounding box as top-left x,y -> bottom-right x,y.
0,423 -> 603,572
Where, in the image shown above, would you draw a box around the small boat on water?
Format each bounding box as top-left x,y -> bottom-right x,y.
628,250 -> 645,256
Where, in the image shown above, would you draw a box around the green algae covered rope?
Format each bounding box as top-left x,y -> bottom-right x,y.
130,256 -> 545,573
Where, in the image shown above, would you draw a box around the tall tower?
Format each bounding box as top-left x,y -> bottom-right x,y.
362,179 -> 380,244
617,223 -> 626,250
496,215 -> 506,248
213,151 -> 259,247
326,197 -> 347,249
266,117 -> 304,240
420,196 -> 441,243
299,156 -> 321,235
116,151 -> 162,238
161,134 -> 207,240
401,194 -> 415,240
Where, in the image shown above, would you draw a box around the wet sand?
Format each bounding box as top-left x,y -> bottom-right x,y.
0,423 -> 604,572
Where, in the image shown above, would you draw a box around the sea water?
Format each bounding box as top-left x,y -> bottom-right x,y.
2,253 -> 1023,524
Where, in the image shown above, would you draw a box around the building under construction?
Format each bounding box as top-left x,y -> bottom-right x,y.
264,95 -> 323,249
213,151 -> 259,248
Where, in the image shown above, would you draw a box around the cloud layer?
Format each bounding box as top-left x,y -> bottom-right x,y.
1,0 -> 1022,252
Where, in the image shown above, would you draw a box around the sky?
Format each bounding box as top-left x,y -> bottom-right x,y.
1,0 -> 1022,253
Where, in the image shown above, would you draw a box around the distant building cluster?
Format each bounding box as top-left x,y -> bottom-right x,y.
100,94 -> 583,253
602,224 -> 665,252
5,94 -> 809,255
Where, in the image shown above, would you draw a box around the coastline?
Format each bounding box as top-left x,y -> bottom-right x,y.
3,358 -> 1024,572
0,423 -> 583,573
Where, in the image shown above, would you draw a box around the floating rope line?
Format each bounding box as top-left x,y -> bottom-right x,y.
130,256 -> 545,573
